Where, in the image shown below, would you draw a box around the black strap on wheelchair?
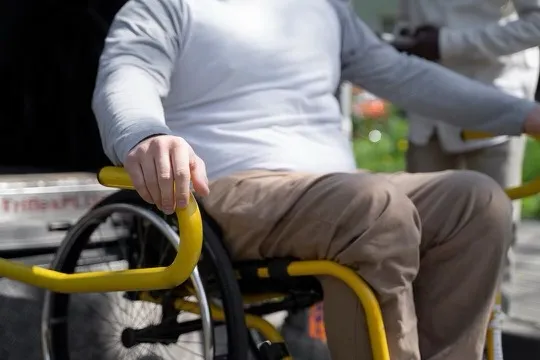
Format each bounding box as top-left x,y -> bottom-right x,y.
267,258 -> 292,279
237,258 -> 293,281
238,261 -> 260,280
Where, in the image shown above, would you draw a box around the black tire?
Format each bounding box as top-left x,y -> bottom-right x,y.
42,190 -> 249,360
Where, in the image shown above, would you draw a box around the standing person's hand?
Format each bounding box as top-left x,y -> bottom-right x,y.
391,25 -> 440,62
124,135 -> 210,215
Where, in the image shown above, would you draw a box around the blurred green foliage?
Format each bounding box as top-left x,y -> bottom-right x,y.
353,107 -> 540,218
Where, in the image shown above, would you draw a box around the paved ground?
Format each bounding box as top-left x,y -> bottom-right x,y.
2,221 -> 540,359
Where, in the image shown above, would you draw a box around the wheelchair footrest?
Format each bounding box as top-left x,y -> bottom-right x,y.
258,340 -> 290,360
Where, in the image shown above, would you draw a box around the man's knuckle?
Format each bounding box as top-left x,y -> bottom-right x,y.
170,145 -> 184,156
176,191 -> 190,200
158,171 -> 172,181
174,168 -> 189,178
161,196 -> 173,206
149,145 -> 162,155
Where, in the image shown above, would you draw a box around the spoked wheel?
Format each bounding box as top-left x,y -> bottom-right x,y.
42,191 -> 249,360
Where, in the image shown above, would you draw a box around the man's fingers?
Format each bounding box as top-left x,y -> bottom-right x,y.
171,144 -> 191,209
155,151 -> 175,214
126,163 -> 154,205
190,155 -> 210,196
124,135 -> 205,212
140,158 -> 161,206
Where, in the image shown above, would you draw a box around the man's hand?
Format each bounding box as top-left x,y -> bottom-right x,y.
391,25 -> 440,62
124,135 -> 210,214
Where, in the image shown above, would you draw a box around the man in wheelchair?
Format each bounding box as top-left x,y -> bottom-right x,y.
92,0 -> 540,359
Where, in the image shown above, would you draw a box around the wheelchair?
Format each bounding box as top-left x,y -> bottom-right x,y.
0,130 -> 537,359
1,166 -> 385,360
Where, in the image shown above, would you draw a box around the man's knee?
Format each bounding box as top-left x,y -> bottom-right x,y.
444,170 -> 512,215
442,170 -> 513,247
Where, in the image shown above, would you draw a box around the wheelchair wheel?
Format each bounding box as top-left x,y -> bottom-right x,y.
42,190 -> 249,360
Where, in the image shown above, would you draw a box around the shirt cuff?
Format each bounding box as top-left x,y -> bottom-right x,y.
113,123 -> 173,165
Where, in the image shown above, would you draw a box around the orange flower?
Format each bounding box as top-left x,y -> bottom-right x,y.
353,99 -> 388,119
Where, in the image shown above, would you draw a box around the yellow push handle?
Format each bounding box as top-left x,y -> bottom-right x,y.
462,130 -> 540,141
461,130 -> 496,141
0,166 -> 203,293
461,131 -> 540,200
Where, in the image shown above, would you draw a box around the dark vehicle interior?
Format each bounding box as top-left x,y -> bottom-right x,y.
0,0 -> 131,173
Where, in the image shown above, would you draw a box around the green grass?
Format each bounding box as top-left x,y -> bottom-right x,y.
352,108 -> 540,219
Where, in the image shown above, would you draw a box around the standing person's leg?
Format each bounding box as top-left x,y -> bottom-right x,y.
464,137 -> 525,220
406,135 -> 460,173
382,170 -> 513,359
463,136 -> 526,314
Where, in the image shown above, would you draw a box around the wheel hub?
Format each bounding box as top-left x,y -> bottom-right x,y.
121,328 -> 137,348
121,324 -> 181,348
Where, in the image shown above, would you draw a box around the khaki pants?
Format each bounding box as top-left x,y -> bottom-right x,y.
203,169 -> 512,360
407,135 -> 525,312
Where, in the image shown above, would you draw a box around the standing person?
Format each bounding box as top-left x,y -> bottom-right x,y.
392,0 -> 540,314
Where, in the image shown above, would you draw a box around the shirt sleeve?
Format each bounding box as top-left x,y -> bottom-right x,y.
333,0 -> 536,136
92,0 -> 187,165
439,0 -> 540,62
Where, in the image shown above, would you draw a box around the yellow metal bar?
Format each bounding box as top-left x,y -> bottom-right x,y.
486,330 -> 494,360
242,293 -> 287,304
505,178 -> 540,200
173,298 -> 292,359
461,130 -> 499,141
0,167 -> 203,293
175,299 -> 286,343
461,131 -> 540,141
139,291 -> 292,359
254,261 -> 390,360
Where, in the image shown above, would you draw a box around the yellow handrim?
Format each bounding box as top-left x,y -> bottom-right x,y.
0,166 -> 203,293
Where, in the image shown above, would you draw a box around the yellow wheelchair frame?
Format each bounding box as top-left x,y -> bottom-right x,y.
0,132 -> 537,360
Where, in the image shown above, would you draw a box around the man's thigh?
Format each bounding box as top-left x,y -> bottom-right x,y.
202,169 -> 420,267
202,170 -> 321,260
381,169 -> 509,251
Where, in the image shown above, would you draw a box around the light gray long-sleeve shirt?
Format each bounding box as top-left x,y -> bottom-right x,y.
92,0 -> 537,180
